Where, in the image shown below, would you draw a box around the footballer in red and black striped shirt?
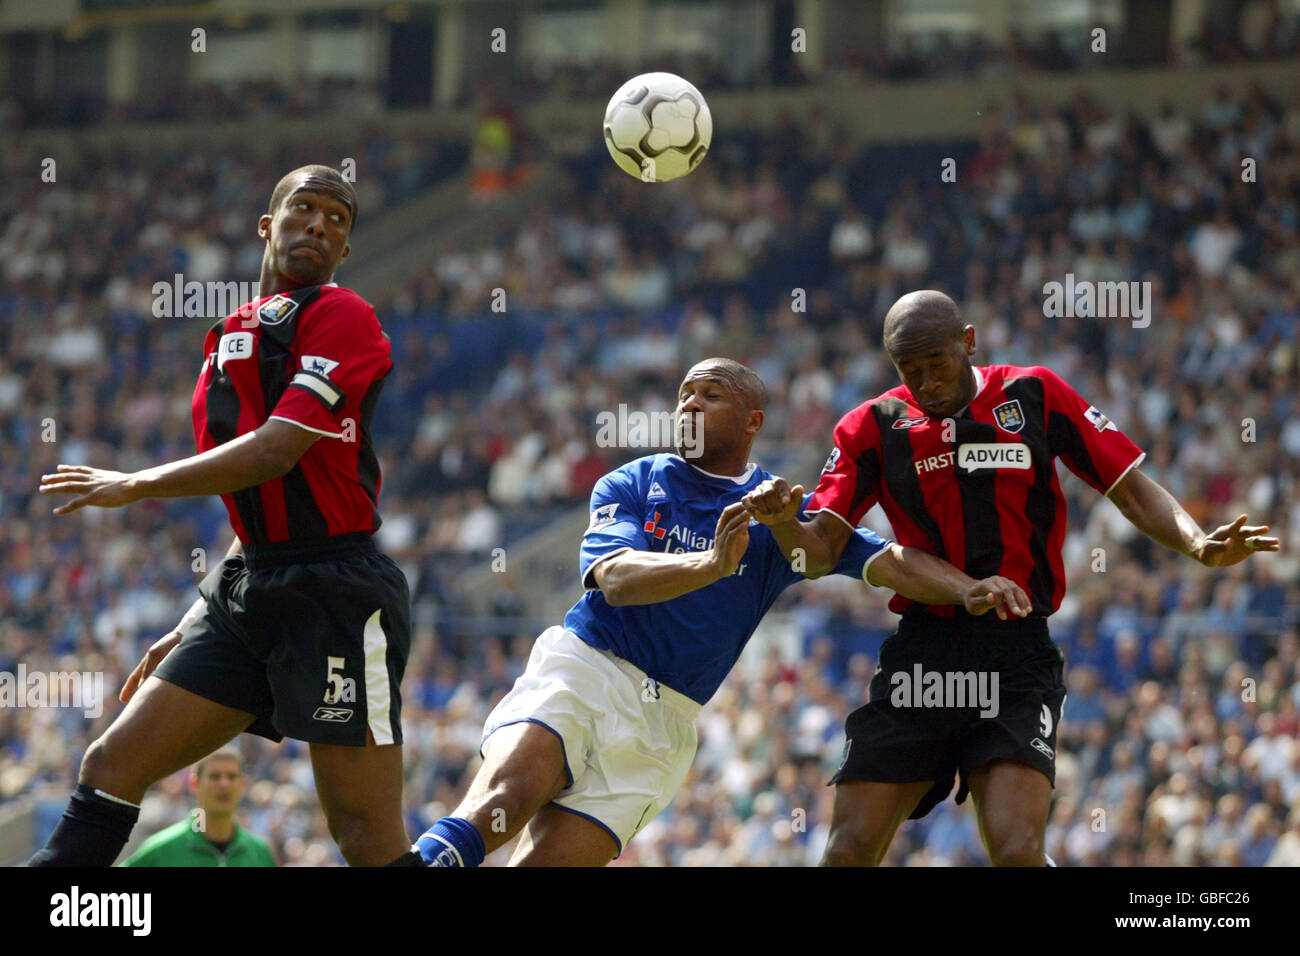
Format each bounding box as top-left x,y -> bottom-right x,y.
33,165 -> 421,868
812,359 -> 1143,619
743,290 -> 1279,868
191,280 -> 392,545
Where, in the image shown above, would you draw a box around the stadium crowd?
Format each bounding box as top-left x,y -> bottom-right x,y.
1,75 -> 1298,865
14,0 -> 1300,131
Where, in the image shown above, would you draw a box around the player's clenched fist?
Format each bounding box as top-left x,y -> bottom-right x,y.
709,502 -> 751,577
742,477 -> 804,526
963,576 -> 1032,620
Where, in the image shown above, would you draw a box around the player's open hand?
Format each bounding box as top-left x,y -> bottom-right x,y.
710,502 -> 751,578
964,576 -> 1032,620
39,465 -> 140,515
1195,514 -> 1280,567
120,631 -> 183,703
741,477 -> 804,526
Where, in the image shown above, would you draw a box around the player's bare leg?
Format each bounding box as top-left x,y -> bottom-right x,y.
450,722 -> 570,851
30,676 -> 256,865
966,759 -> 1053,866
416,722 -> 569,866
311,731 -> 410,866
508,804 -> 620,866
81,676 -> 256,802
820,780 -> 936,866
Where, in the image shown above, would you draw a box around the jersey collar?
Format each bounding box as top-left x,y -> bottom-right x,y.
676,457 -> 758,484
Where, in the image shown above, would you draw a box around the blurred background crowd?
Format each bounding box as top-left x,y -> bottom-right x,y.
1,0 -> 1298,866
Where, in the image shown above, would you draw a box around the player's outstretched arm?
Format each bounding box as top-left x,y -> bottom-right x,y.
1107,468 -> 1280,567
741,478 -> 850,578
866,544 -> 1032,619
39,421 -> 318,515
593,502 -> 751,606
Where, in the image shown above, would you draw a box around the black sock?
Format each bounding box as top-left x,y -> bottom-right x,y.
28,783 -> 140,867
385,849 -> 425,867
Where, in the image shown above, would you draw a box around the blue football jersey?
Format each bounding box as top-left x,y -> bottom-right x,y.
563,454 -> 891,704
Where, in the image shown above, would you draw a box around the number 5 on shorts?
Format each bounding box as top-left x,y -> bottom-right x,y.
325,656 -> 356,704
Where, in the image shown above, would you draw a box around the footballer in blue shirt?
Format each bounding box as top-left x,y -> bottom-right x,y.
416,358 -> 1031,867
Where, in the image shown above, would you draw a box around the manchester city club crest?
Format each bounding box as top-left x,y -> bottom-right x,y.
257,294 -> 299,327
993,399 -> 1024,434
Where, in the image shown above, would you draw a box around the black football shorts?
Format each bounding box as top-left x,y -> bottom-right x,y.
831,611 -> 1066,820
154,532 -> 411,746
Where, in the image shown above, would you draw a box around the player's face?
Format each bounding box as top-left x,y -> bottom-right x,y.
260,185 -> 352,285
891,331 -> 976,418
193,758 -> 246,814
675,373 -> 750,460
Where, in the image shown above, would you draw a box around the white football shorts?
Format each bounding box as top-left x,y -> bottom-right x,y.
481,625 -> 700,855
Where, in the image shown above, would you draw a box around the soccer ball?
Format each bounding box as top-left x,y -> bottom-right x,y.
603,72 -> 712,183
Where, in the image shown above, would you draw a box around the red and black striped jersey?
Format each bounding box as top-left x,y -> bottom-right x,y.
808,365 -> 1144,618
191,284 -> 393,546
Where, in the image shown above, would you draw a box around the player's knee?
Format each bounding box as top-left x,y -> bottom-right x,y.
821,826 -> 885,867
79,733 -> 145,799
467,747 -> 560,826
78,736 -> 111,784
326,808 -> 398,866
466,769 -> 535,829
985,825 -> 1044,867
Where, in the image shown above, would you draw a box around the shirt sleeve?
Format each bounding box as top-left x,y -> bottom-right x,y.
793,492 -> 892,585
269,293 -> 393,438
832,525 -> 893,585
807,407 -> 883,530
579,466 -> 646,590
1037,366 -> 1146,496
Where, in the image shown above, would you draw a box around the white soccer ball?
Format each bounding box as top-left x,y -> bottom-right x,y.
603,72 -> 712,183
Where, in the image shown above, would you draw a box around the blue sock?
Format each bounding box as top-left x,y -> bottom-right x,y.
417,817 -> 486,867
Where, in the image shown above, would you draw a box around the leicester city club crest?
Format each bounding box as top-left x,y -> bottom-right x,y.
993,400 -> 1024,434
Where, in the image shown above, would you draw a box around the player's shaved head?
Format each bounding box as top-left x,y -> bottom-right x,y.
268,165 -> 358,231
681,358 -> 767,412
882,290 -> 965,357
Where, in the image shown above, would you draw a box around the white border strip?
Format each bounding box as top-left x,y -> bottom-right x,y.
362,608 -> 394,746
268,415 -> 342,438
803,506 -> 857,532
860,540 -> 895,587
1104,451 -> 1147,497
582,546 -> 632,590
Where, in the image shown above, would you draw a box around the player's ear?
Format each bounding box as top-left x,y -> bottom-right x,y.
338,242 -> 350,265
963,325 -> 976,355
257,213 -> 272,240
747,408 -> 764,435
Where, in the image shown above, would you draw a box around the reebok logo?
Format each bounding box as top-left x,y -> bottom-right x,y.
313,707 -> 354,723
